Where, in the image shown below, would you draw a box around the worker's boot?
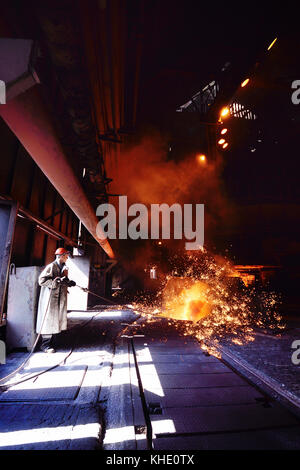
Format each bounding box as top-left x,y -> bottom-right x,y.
40,335 -> 56,353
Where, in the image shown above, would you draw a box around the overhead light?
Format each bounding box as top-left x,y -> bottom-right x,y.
221,128 -> 228,135
267,37 -> 277,50
222,143 -> 229,149
218,139 -> 226,145
197,154 -> 206,163
241,78 -> 250,88
220,107 -> 230,118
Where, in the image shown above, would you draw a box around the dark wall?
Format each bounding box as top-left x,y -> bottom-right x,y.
0,117 -> 80,267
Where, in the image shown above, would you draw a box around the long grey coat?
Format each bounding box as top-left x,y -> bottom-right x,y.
36,261 -> 70,335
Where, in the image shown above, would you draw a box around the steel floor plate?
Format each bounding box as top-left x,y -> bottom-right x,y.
141,372 -> 248,388
144,385 -> 265,407
135,352 -> 219,364
0,365 -> 87,402
151,402 -> 299,435
137,361 -> 231,375
152,425 -> 300,450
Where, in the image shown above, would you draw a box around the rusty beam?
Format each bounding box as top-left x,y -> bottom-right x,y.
0,86 -> 115,258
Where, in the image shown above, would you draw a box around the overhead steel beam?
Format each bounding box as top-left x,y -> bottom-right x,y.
0,85 -> 115,259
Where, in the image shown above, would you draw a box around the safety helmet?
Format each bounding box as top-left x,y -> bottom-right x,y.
55,247 -> 70,255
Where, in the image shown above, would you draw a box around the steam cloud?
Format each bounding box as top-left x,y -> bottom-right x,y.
107,132 -> 235,255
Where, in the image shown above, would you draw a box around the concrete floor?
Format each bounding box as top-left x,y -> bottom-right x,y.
1,309 -> 300,450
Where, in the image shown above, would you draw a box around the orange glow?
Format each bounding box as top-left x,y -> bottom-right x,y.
132,252 -> 284,353
222,142 -> 229,149
241,78 -> 250,88
220,107 -> 230,118
221,128 -> 228,135
197,154 -> 206,163
218,139 -> 225,145
267,37 -> 277,50
162,277 -> 212,322
229,270 -> 255,287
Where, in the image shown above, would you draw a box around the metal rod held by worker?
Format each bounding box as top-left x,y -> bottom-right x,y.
76,285 -> 115,305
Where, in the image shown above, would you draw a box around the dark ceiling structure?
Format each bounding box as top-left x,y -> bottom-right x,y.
0,0 -> 145,209
0,0 -> 299,267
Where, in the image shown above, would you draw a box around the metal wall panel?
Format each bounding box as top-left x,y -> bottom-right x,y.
0,200 -> 17,322
6,266 -> 42,351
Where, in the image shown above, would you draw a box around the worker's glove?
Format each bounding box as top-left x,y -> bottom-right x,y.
60,276 -> 76,287
61,276 -> 75,286
52,277 -> 61,288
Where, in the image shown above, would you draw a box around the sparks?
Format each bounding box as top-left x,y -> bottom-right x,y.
131,249 -> 284,351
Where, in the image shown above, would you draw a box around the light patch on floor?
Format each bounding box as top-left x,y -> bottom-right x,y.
0,421 -> 98,448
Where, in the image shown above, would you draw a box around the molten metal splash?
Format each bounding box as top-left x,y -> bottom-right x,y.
162,278 -> 212,322
131,250 -> 285,356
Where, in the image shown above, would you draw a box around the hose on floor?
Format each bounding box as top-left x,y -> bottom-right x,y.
0,281 -> 117,391
0,277 -> 69,391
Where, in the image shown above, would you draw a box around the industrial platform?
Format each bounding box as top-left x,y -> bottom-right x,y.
103,316 -> 300,450
0,307 -> 137,450
1,309 -> 300,450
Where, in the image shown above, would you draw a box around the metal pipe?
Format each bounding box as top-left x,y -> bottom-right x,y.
20,205 -> 75,245
1,194 -> 76,245
0,86 -> 115,259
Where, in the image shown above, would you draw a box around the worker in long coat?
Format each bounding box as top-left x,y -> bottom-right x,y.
36,247 -> 76,353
